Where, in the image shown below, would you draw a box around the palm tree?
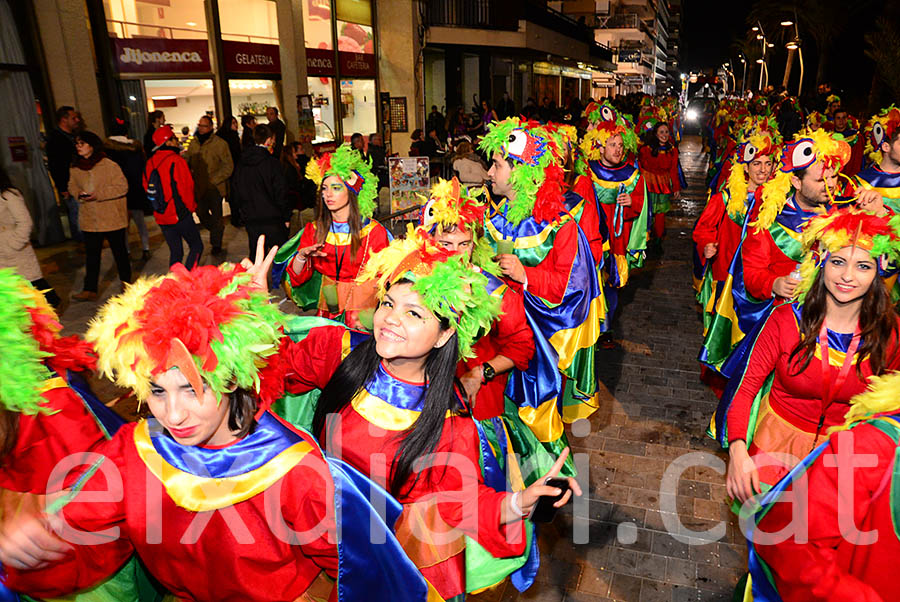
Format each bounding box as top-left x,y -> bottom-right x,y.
864,8 -> 900,110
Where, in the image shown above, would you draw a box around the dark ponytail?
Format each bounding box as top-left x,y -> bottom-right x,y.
313,291 -> 463,497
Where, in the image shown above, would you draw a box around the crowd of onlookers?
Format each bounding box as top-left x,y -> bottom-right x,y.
1,104 -> 335,306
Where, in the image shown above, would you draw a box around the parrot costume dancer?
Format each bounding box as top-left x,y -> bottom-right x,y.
700,130 -> 850,378
478,117 -> 605,471
273,143 -> 392,329
7,264 -> 441,602
573,101 -> 648,324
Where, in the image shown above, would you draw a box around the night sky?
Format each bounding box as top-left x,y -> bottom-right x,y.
678,0 -> 880,112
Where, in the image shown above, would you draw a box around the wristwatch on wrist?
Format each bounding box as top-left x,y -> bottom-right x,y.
481,362 -> 496,383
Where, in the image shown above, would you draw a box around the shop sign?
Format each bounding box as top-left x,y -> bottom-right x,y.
112,38 -> 210,73
223,41 -> 281,74
306,48 -> 335,76
338,51 -> 375,77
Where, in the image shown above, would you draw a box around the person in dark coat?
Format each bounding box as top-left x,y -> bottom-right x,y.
143,110 -> 165,157
266,106 -> 286,159
46,105 -> 83,241
105,118 -> 152,261
217,116 -> 242,228
231,124 -> 290,261
281,142 -> 316,212
366,132 -> 388,190
240,115 -> 257,148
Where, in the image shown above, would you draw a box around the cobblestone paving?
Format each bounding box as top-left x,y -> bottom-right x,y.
39,136 -> 744,600
474,136 -> 746,602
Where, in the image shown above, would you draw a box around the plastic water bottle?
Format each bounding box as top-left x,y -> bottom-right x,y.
789,263 -> 803,280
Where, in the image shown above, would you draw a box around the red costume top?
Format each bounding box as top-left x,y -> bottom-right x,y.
727,305 -> 886,444
693,191 -> 755,282
1,377 -> 134,599
0,378 -> 108,494
756,422 -> 899,600
281,324 -> 526,599
284,219 -> 392,324
13,419 -> 342,602
638,145 -> 681,195
456,274 -> 534,420
740,221 -> 799,300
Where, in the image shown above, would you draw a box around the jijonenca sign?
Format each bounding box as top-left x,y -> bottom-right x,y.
112,38 -> 211,73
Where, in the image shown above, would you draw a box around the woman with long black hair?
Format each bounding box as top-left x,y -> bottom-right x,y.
278,232 -> 581,601
716,207 -> 900,504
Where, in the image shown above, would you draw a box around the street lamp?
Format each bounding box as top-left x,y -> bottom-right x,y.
739,55 -> 747,97
781,11 -> 803,96
780,20 -> 794,26
754,21 -> 768,91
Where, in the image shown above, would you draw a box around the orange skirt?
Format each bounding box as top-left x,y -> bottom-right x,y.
747,396 -> 822,487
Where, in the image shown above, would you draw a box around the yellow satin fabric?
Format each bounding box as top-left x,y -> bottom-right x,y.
562,392 -> 600,423
350,389 -> 452,432
133,421 -> 313,512
40,376 -> 68,394
517,397 -> 564,442
548,294 -> 606,370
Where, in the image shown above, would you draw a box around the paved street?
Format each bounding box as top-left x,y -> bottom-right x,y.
476,135 -> 745,602
38,136 -> 744,601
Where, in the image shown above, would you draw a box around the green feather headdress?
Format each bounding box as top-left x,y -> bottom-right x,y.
0,270 -> 54,414
358,228 -> 501,360
478,117 -> 568,226
306,143 -> 378,220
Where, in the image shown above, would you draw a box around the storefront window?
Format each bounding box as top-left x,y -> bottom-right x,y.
336,21 -> 373,55
144,79 -> 216,135
303,0 -> 333,50
340,79 -> 376,141
308,77 -> 336,143
219,0 -> 278,43
103,0 -> 207,39
230,80 -> 278,122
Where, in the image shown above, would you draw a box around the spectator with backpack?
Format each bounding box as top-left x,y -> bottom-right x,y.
143,125 -> 203,269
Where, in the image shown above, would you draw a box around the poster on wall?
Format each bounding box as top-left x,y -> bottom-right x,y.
388,156 -> 429,225
379,92 -> 392,154
297,94 -> 315,144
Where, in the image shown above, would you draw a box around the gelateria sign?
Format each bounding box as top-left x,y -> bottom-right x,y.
112,38 -> 210,73
223,41 -> 281,74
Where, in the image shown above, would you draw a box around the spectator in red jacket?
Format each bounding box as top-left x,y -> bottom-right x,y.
143,125 -> 203,268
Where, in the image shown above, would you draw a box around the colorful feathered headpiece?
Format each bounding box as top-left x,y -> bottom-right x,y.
583,101 -> 620,127
804,111 -> 825,132
725,117 -> 782,216
358,229 -> 501,360
579,113 -> 638,164
478,117 -> 568,226
418,177 -> 497,272
864,106 -> 900,165
753,129 -> 851,230
826,94 -> 841,106
0,269 -> 96,415
305,143 -> 377,220
86,264 -> 288,417
793,207 -> 900,303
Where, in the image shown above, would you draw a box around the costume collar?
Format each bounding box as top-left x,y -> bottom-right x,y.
589,160 -> 638,183
134,412 -> 314,511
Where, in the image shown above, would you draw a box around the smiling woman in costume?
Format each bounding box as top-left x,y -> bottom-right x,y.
276,232 -> 581,601
273,143 -> 391,329
0,258 -> 442,602
715,207 -> 900,504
